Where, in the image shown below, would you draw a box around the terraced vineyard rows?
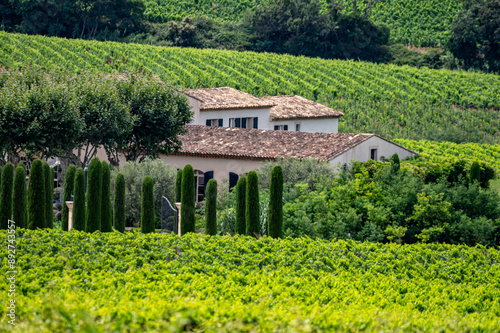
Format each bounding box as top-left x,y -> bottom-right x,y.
142,0 -> 462,46
1,229 -> 499,332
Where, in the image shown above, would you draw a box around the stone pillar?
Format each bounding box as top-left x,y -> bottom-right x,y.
65,201 -> 74,231
175,202 -> 181,236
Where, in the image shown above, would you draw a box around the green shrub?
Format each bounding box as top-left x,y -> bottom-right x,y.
61,165 -> 76,231
100,161 -> 112,232
391,153 -> 401,173
28,159 -> 45,229
470,162 -> 480,184
86,157 -> 102,232
268,166 -> 283,238
141,176 -> 155,234
181,164 -> 195,235
0,162 -> 14,229
12,162 -> 27,229
113,173 -> 126,232
175,168 -> 182,202
43,163 -> 53,228
246,171 -> 260,237
234,176 -> 246,235
205,179 -> 217,235
73,168 -> 86,231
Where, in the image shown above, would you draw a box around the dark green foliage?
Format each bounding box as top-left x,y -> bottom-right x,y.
235,176 -> 247,235
28,159 -> 45,230
0,162 -> 14,229
246,171 -> 260,237
141,176 -> 155,234
470,162 -> 481,184
205,179 -> 217,236
86,157 -> 102,232
61,165 -> 76,231
100,161 -> 112,232
43,163 -> 53,228
391,154 -> 401,173
175,168 -> 183,202
73,168 -> 86,231
268,166 -> 283,239
181,164 -> 195,235
12,162 -> 27,229
114,173 -> 126,232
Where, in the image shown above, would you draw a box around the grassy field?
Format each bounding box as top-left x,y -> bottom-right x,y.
492,179 -> 500,195
1,229 -> 499,332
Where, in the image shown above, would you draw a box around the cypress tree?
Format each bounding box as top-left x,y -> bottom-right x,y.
73,168 -> 86,231
0,163 -> 14,229
12,162 -> 27,229
100,161 -> 112,232
268,166 -> 283,238
114,173 -> 126,232
61,165 -> 76,231
85,157 -> 102,232
28,159 -> 45,229
175,168 -> 183,202
246,171 -> 260,237
181,164 -> 195,235
43,163 -> 54,229
141,176 -> 155,233
235,176 -> 247,235
470,162 -> 481,184
391,153 -> 401,173
205,178 -> 217,236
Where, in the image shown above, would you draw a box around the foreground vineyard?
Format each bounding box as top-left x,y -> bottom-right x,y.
1,32 -> 499,144
1,230 -> 499,332
143,0 -> 461,46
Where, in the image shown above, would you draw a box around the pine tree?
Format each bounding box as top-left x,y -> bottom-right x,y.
28,159 -> 45,230
235,176 -> 247,235
181,164 -> 195,235
73,167 -> 86,231
205,178 -> 217,235
61,165 -> 76,231
0,163 -> 14,229
175,168 -> 183,202
470,161 -> 481,183
246,171 -> 260,237
268,166 -> 283,238
113,173 -> 126,232
12,162 -> 27,229
43,163 -> 54,229
100,161 -> 112,232
141,176 -> 155,233
85,157 -> 102,232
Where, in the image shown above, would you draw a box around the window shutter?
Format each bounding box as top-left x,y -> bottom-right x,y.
218,119 -> 223,126
284,125 -> 288,131
253,117 -> 258,129
203,171 -> 214,196
242,118 -> 247,128
274,125 -> 279,130
235,118 -> 241,128
229,172 -> 239,191
206,119 -> 211,126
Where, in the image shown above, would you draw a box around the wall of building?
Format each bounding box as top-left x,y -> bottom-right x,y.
329,136 -> 416,166
186,95 -> 201,124
196,108 -> 272,129
270,118 -> 339,133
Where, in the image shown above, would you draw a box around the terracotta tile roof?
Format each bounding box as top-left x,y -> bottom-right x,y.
260,95 -> 344,120
174,125 -> 378,161
184,87 -> 275,110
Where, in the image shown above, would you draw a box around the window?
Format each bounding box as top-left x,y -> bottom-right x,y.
274,125 -> 288,131
295,123 -> 301,132
206,119 -> 223,127
229,172 -> 239,191
370,148 -> 378,161
230,117 -> 258,128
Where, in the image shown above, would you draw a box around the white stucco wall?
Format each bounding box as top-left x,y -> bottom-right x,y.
197,108 -> 272,129
186,95 -> 201,125
271,118 -> 339,133
329,136 -> 416,165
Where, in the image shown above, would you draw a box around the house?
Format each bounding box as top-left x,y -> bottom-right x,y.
184,87 -> 344,133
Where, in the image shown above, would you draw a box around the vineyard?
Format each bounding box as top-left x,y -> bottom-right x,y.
1,32 -> 499,144
1,229 -> 499,332
142,0 -> 462,46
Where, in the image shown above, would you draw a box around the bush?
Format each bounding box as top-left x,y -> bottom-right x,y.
61,165 -> 76,231
110,158 -> 176,227
234,176 -> 246,235
141,176 -> 155,233
43,162 -> 53,228
114,173 -> 126,232
101,161 -> 112,232
86,157 -> 102,232
470,161 -> 480,184
181,164 -> 195,235
175,168 -> 182,202
246,171 -> 260,237
73,168 -> 86,231
28,159 -> 45,230
0,162 -> 14,229
268,166 -> 283,238
205,179 -> 217,236
12,162 -> 27,229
